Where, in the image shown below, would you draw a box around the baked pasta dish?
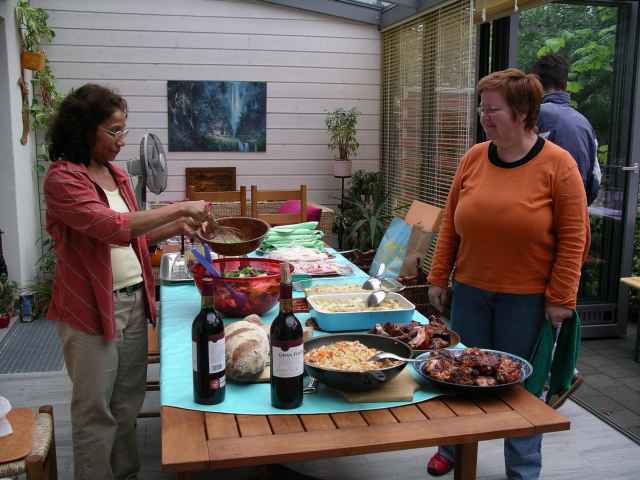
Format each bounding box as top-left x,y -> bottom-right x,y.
304,283 -> 365,295
304,340 -> 400,371
311,296 -> 405,312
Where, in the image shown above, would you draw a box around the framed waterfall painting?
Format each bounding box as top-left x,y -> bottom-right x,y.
167,80 -> 266,152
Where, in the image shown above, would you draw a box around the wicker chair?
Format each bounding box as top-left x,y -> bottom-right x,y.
250,185 -> 307,226
0,405 -> 58,480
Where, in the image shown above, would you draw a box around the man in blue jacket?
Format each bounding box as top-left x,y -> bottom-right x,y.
532,54 -> 600,205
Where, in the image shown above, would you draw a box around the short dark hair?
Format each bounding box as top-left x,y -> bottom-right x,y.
47,84 -> 127,166
477,68 -> 543,131
530,54 -> 569,91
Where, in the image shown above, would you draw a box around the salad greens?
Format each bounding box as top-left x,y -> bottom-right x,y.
222,266 -> 267,278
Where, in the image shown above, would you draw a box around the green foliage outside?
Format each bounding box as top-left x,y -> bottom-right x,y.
518,4 -> 616,161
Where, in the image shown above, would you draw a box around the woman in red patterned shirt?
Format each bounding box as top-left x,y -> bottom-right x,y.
44,84 -> 208,480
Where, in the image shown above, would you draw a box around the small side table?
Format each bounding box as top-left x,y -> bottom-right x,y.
619,276 -> 640,362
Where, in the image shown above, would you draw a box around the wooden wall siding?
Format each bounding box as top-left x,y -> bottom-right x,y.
34,0 -> 381,205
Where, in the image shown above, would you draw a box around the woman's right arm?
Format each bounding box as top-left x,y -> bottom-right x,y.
44,169 -> 207,245
128,202 -> 207,238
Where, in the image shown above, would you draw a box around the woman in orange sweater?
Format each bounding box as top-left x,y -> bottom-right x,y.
426,69 -> 589,479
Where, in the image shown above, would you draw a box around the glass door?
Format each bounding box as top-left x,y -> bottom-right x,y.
517,1 -> 639,337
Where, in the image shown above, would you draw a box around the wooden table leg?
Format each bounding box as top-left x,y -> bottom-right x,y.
454,442 -> 478,480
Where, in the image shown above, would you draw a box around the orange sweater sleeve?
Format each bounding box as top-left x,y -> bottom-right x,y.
427,150 -> 469,288
545,161 -> 590,309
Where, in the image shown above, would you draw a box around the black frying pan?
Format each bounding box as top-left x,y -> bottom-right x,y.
304,333 -> 412,392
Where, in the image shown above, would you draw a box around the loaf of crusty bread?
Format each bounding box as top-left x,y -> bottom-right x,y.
225,316 -> 269,381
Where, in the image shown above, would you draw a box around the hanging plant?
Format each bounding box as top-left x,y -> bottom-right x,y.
15,0 -> 55,71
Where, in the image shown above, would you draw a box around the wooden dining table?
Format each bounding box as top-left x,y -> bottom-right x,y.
162,386 -> 569,479
160,253 -> 570,479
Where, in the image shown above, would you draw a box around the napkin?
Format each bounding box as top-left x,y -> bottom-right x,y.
339,369 -> 421,403
261,222 -> 325,250
0,396 -> 12,437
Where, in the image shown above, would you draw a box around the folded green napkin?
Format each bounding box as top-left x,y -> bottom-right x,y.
261,221 -> 325,250
270,221 -> 319,232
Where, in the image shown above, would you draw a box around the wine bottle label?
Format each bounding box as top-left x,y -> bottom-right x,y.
271,344 -> 303,378
209,375 -> 226,390
208,337 -> 225,374
192,341 -> 197,371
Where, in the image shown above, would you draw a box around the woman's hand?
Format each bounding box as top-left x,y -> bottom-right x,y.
176,217 -> 200,238
179,200 -> 209,223
428,285 -> 450,313
545,304 -> 572,328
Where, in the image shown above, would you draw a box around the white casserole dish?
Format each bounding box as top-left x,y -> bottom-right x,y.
307,292 -> 415,332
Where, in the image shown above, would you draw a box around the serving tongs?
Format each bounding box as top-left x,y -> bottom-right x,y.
190,246 -> 249,305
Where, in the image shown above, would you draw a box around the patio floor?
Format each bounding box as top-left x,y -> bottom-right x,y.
1,318 -> 639,479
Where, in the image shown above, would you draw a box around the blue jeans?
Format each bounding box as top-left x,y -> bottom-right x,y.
438,281 -> 545,480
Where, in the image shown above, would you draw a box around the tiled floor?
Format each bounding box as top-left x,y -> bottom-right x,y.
572,320 -> 640,442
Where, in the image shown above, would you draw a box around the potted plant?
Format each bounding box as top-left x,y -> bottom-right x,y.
15,0 -> 55,71
326,107 -> 360,178
0,273 -> 19,328
29,237 -> 56,319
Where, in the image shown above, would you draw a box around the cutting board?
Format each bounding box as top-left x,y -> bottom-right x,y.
340,369 -> 422,403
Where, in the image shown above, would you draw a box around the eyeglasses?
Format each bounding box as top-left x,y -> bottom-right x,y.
100,126 -> 129,140
476,105 -> 505,117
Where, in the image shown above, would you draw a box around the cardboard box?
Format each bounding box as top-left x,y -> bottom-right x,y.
404,200 -> 443,233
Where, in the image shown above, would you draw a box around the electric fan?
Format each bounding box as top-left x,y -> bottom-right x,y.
126,133 -> 168,209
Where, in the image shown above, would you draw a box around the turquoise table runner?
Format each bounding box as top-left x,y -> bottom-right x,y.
159,255 -> 442,415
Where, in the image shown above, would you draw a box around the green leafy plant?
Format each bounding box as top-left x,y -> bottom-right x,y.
0,273 -> 19,315
335,170 -> 401,251
29,237 -> 56,319
15,0 -> 55,52
326,108 -> 360,161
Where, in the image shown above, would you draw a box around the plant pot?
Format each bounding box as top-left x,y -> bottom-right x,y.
333,160 -> 352,178
20,50 -> 46,71
0,313 -> 10,329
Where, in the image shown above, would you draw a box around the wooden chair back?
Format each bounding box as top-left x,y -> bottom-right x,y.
250,185 -> 308,226
188,186 -> 247,217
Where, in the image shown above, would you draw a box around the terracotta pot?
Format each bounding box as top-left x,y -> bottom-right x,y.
20,51 -> 46,71
333,160 -> 352,178
0,313 -> 10,329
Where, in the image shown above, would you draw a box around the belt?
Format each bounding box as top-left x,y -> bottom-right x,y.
115,282 -> 144,295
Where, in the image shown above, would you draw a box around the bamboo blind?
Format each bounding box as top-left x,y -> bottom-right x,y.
381,0 -> 476,274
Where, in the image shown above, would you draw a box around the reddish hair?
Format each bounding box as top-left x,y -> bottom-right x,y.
477,68 -> 543,131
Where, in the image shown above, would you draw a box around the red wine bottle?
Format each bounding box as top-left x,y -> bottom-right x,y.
192,278 -> 226,405
270,262 -> 303,409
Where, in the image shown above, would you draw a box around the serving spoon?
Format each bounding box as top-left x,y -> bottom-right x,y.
368,352 -> 423,363
366,290 -> 387,308
362,262 -> 386,290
